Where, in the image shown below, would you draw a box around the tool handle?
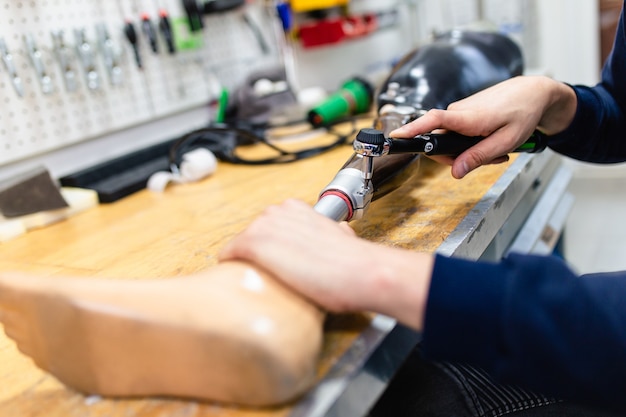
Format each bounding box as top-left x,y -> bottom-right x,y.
159,11 -> 176,54
423,130 -> 548,156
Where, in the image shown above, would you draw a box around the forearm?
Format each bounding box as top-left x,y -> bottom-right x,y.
548,83 -> 626,162
421,254 -> 626,412
361,247 -> 433,330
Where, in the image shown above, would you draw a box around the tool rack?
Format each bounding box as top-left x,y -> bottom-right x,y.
0,0 -> 276,167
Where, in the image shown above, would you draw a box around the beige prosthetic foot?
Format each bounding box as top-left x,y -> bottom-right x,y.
0,261 -> 324,407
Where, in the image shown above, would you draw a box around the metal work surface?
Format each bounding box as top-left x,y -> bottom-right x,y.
438,150 -> 562,260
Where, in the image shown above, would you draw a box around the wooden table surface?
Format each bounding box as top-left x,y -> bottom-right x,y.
0,125 -> 515,417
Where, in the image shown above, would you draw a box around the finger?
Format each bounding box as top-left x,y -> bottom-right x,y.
390,108 -> 498,139
389,109 -> 448,137
253,199 -> 314,232
451,129 -> 521,178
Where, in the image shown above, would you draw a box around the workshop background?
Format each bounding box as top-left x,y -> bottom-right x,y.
0,0 -> 623,273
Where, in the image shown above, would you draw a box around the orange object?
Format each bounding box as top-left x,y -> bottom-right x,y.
290,0 -> 349,13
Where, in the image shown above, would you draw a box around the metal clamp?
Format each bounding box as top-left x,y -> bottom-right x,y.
315,167 -> 373,222
24,34 -> 55,95
74,28 -> 100,91
0,38 -> 24,97
51,30 -> 78,93
96,23 -> 123,87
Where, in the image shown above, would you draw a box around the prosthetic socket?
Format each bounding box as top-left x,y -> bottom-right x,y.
314,30 -> 525,222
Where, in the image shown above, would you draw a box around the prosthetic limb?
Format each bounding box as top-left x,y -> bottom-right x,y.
0,262 -> 323,406
0,153 -> 420,407
0,30 -> 523,407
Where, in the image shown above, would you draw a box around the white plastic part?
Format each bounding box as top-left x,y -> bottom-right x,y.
147,171 -> 176,193
0,218 -> 26,242
147,149 -> 218,193
179,148 -> 218,181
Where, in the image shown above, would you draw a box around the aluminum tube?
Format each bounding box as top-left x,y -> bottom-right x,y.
313,194 -> 351,222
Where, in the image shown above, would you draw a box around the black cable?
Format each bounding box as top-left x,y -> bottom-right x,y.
168,117 -> 363,167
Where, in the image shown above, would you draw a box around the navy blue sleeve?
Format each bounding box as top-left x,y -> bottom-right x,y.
548,1 -> 626,163
421,253 -> 626,412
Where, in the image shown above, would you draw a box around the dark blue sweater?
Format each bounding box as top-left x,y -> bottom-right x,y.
422,3 -> 626,412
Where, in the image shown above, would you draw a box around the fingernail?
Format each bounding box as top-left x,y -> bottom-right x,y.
455,161 -> 470,178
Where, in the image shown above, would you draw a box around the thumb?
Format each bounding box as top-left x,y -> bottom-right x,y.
451,132 -> 515,178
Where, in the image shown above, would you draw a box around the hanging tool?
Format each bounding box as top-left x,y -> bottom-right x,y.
183,0 -> 204,31
141,13 -> 160,54
242,11 -> 270,55
0,38 -> 24,97
152,0 -> 175,54
51,30 -> 79,93
124,19 -> 157,113
24,34 -> 55,95
96,23 -> 124,87
158,9 -> 176,54
74,28 -> 101,91
124,21 -> 143,69
271,1 -> 299,92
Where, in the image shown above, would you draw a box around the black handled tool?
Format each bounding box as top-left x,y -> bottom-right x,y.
159,9 -> 176,54
124,21 -> 143,69
141,13 -> 159,54
355,128 -> 547,157
354,128 -> 548,183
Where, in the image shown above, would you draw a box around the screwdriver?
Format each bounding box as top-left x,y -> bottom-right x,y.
158,9 -> 176,54
183,0 -> 204,32
124,20 -> 142,69
141,13 -> 159,54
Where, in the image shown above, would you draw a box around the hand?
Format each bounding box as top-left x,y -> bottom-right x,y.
390,76 -> 577,179
219,199 -> 434,330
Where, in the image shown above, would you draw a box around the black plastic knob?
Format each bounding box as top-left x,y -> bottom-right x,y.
356,128 -> 386,145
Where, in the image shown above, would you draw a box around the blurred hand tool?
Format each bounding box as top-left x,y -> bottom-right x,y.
74,28 -> 101,90
51,30 -> 79,92
24,34 -> 55,94
158,9 -> 176,54
96,23 -> 124,86
141,13 -> 160,54
124,21 -> 143,69
0,38 -> 24,97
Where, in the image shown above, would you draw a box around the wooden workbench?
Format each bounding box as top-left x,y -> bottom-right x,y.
0,125 -> 524,417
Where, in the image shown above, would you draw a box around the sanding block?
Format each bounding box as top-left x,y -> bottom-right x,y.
0,166 -> 69,218
0,187 -> 98,242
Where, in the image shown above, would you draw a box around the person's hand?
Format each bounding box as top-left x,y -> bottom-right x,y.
219,199 -> 434,330
390,76 -> 577,179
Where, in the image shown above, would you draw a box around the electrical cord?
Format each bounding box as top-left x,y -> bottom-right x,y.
168,116 -> 366,168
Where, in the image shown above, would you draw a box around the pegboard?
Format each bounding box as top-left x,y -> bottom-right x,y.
0,0 -> 278,167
